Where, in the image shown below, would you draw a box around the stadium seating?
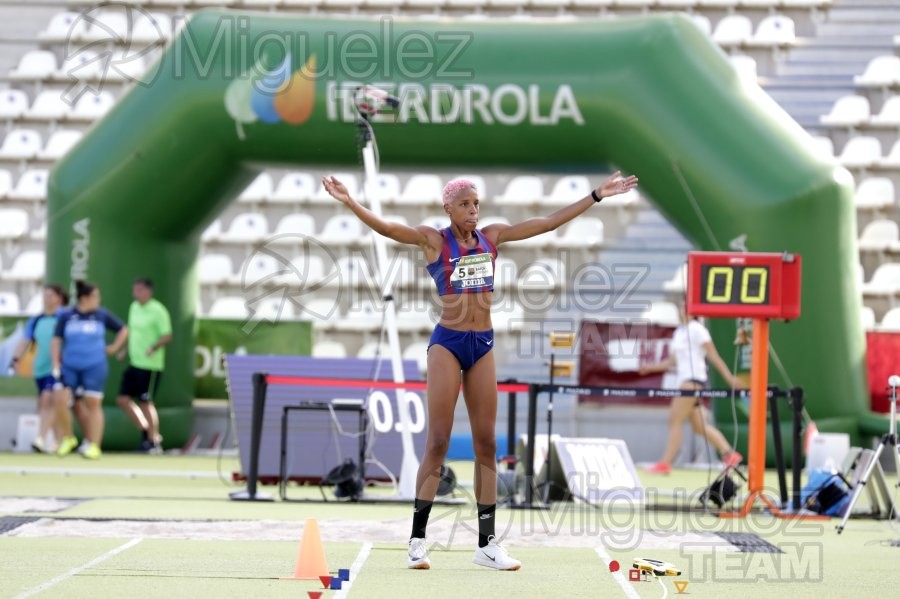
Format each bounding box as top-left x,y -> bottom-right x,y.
24,91 -> 69,121
208,296 -> 249,319
838,136 -> 881,169
318,214 -> 369,246
854,55 -> 900,88
356,341 -> 391,359
330,255 -> 375,288
870,96 -> 900,126
312,339 -> 348,358
4,250 -> 46,282
240,253 -> 284,287
312,172 -> 359,203
862,263 -> 900,296
398,174 -> 443,206
0,129 -> 42,160
218,213 -> 269,244
555,217 -> 604,249
271,172 -> 315,204
712,15 -> 753,47
0,292 -> 20,315
69,92 -> 116,121
860,305 -> 876,329
271,214 -> 316,240
749,15 -> 796,46
37,130 -> 83,161
277,254 -> 326,287
878,140 -> 900,168
548,175 -> 592,206
197,253 -> 234,285
237,172 -> 274,204
335,300 -> 384,332
0,170 -> 12,198
0,89 -> 29,121
854,177 -> 895,210
39,12 -> 89,43
495,176 -> 544,207
857,219 -> 899,252
639,300 -> 681,326
402,341 -> 429,375
9,50 -> 57,80
368,173 -> 401,205
881,307 -> 900,330
7,170 -> 48,201
820,95 -> 870,127
518,258 -> 566,290
0,208 -> 28,239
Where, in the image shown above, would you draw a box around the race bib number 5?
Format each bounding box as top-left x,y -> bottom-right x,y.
450,253 -> 494,290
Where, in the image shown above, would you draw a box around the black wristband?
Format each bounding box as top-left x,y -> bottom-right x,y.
591,189 -> 602,203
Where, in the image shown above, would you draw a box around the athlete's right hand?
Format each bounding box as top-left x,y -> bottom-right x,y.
321,176 -> 352,205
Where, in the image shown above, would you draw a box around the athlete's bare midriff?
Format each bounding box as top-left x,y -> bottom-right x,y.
437,292 -> 494,331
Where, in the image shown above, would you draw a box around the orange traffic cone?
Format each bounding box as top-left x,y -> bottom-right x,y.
283,518 -> 330,580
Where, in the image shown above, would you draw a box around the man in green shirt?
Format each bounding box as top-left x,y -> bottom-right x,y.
116,278 -> 172,453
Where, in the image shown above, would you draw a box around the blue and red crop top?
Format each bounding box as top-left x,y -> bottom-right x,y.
426,227 -> 498,295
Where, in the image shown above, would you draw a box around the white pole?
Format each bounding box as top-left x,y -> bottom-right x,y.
361,140 -> 420,500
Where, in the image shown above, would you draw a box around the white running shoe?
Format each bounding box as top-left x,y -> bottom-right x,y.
407,537 -> 431,570
472,536 -> 521,571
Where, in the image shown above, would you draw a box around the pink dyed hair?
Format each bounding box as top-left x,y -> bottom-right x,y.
442,178 -> 478,206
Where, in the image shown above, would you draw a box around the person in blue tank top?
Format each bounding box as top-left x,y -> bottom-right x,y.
322,170 -> 638,571
9,284 -> 69,453
51,280 -> 128,460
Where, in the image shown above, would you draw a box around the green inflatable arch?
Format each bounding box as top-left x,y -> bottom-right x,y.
48,12 -> 886,450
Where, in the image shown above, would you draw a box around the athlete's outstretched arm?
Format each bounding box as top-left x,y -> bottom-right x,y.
321,176 -> 441,251
484,171 -> 638,245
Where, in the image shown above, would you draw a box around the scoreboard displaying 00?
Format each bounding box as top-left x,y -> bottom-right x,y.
686,252 -> 802,320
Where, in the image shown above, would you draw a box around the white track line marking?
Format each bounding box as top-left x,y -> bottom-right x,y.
333,541 -> 373,599
13,537 -> 143,599
657,575 -> 668,599
595,544 -> 640,599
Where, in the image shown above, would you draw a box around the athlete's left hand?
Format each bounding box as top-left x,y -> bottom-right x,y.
322,176 -> 352,205
597,171 -> 638,199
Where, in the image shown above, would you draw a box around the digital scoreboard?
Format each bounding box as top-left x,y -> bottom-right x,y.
686,252 -> 802,320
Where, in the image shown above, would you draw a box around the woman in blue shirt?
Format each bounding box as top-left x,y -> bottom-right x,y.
52,281 -> 128,459
9,284 -> 68,453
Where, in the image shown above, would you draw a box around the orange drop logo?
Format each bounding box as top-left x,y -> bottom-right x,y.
274,54 -> 316,125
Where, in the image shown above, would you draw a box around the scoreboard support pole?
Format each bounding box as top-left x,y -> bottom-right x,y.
719,318 -> 828,520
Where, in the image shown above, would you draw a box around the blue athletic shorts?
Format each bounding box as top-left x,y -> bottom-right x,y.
34,375 -> 61,395
61,363 -> 109,398
428,324 -> 494,371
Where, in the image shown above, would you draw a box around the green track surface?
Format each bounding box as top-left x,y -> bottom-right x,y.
1,454 -> 898,598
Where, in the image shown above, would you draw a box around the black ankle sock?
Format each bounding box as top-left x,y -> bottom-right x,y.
477,503 -> 496,548
140,429 -> 149,442
411,499 -> 433,539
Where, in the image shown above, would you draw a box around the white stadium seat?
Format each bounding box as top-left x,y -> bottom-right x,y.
82,11 -> 129,43
0,129 -> 42,160
399,174 -> 443,206
858,219 -> 899,251
548,175 -> 592,205
240,253 -> 284,286
663,264 -> 689,293
278,254 -> 326,287
69,92 -> 115,121
9,50 -> 58,80
555,217 -> 604,249
689,14 -> 712,37
251,294 -> 295,321
402,341 -> 429,376
881,307 -> 900,330
25,292 -> 43,315
838,136 -> 881,169
271,172 -> 315,203
854,178 -> 895,210
854,55 -> 900,87
870,96 -> 900,126
492,299 -> 525,333
37,130 -> 83,160
7,169 -> 49,201
518,258 -> 565,290
712,15 -> 753,46
330,255 -> 374,288
495,176 -> 544,206
0,208 -> 29,239
197,253 -> 233,285
862,263 -> 900,296
0,89 -> 29,120
879,139 -> 900,168
0,170 -> 12,197
298,298 -> 340,327
730,55 -> 758,83
237,172 -> 273,203
132,13 -> 172,44
367,173 -> 401,205
25,90 -> 69,121
809,135 -> 834,159
4,250 -> 46,282
750,15 -> 796,46
218,213 -> 269,244
356,341 -> 390,359
40,12 -> 89,43
208,297 -> 249,319
0,292 -> 21,315
640,301 -> 681,327
493,257 -> 519,289
201,219 -> 222,243
271,214 -> 317,240
56,51 -> 103,82
336,300 -> 383,332
395,303 -> 434,333
312,340 -> 348,358
318,214 -> 368,246
820,95 -> 870,127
